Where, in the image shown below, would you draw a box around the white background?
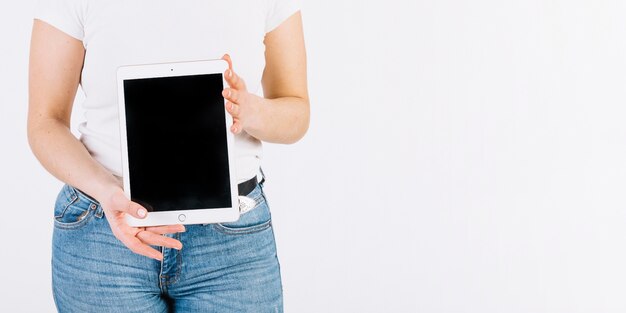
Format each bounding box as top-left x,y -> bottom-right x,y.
2,0 -> 626,312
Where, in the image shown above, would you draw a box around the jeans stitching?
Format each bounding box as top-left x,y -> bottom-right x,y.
159,232 -> 183,289
212,219 -> 272,235
167,234 -> 183,286
53,211 -> 96,230
211,189 -> 270,234
71,186 -> 101,210
55,185 -> 78,219
54,186 -> 101,229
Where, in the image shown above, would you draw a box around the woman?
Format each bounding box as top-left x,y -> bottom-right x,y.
28,0 -> 309,312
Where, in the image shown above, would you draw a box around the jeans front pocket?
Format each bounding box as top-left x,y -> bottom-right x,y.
53,184 -> 101,230
212,184 -> 272,235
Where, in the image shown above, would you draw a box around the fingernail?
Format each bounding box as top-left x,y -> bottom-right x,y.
138,209 -> 147,218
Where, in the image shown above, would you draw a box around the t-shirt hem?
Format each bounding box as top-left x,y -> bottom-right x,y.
265,5 -> 301,33
33,16 -> 84,41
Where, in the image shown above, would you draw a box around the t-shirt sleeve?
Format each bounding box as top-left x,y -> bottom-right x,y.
33,0 -> 85,41
265,0 -> 302,33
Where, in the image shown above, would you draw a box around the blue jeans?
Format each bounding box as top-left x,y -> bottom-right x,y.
51,181 -> 283,312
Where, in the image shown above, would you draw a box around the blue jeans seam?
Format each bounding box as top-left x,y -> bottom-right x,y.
212,219 -> 272,235
55,186 -> 78,219
70,185 -> 104,218
159,234 -> 183,289
53,210 -> 97,230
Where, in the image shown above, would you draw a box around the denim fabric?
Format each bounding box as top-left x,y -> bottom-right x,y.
51,182 -> 283,312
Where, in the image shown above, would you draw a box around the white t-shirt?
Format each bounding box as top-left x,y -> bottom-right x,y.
34,0 -> 300,183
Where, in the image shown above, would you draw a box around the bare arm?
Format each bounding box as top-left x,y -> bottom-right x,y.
28,20 -> 121,207
28,20 -> 183,260
223,11 -> 310,144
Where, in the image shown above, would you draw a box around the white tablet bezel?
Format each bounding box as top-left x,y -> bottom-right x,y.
116,59 -> 239,227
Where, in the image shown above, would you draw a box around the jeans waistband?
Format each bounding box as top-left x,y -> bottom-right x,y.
77,171 -> 264,204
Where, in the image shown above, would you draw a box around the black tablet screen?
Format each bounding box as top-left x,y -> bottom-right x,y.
123,74 -> 232,212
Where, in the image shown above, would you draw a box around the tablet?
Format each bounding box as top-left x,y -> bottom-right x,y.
117,59 -> 239,227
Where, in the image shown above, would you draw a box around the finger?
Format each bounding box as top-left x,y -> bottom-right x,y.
146,224 -> 186,235
222,88 -> 240,104
225,69 -> 247,91
222,54 -> 233,69
126,201 -> 148,219
118,232 -> 163,260
225,101 -> 240,118
231,120 -> 242,134
110,191 -> 148,219
137,231 -> 183,250
221,54 -> 247,91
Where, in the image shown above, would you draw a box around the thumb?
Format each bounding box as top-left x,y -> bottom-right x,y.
110,190 -> 148,219
222,54 -> 233,70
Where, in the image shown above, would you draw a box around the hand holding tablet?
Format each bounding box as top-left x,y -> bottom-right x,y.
97,187 -> 185,260
117,59 -> 240,227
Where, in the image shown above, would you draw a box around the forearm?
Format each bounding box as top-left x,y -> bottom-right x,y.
247,96 -> 310,144
27,118 -> 121,202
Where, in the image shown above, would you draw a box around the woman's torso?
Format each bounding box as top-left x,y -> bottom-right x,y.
77,1 -> 270,182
